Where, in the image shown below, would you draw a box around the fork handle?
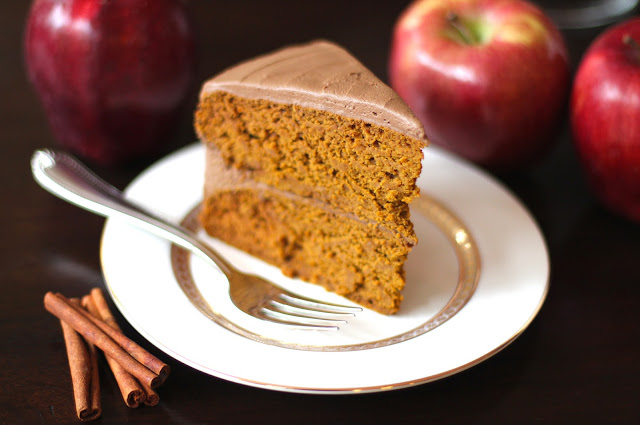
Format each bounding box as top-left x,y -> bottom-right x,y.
30,149 -> 234,277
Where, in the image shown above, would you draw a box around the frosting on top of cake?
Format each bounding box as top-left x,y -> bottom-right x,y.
200,40 -> 427,142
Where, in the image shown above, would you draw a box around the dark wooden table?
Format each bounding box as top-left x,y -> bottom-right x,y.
2,1 -> 639,424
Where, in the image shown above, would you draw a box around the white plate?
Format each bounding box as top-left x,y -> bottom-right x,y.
101,143 -> 549,394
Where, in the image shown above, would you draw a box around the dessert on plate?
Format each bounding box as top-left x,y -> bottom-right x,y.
194,40 -> 427,314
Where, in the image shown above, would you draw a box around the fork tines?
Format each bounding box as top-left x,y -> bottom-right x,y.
260,294 -> 363,330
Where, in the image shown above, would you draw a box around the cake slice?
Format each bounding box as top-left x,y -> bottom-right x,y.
194,40 -> 427,314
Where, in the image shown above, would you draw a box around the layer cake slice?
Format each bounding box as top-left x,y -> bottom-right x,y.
194,40 -> 427,314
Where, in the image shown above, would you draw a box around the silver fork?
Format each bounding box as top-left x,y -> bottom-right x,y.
31,149 -> 361,330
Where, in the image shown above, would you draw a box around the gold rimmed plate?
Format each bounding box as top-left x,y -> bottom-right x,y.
101,143 -> 549,393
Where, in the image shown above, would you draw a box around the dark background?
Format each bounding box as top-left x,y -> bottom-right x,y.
1,1 -> 639,424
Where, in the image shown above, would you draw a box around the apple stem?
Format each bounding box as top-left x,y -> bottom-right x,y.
623,34 -> 640,63
446,12 -> 477,45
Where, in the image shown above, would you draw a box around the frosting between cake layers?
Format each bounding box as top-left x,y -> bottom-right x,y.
200,40 -> 428,143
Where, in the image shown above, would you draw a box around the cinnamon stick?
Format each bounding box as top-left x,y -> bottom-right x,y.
87,288 -> 120,330
87,288 -> 162,406
70,294 -> 170,382
82,295 -> 145,408
60,298 -> 101,421
142,384 -> 160,407
44,292 -> 163,389
85,336 -> 101,419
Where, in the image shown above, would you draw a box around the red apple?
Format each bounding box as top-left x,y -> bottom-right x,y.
571,17 -> 640,223
389,0 -> 570,170
24,0 -> 196,165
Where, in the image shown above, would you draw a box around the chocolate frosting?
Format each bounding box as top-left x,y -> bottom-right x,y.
200,40 -> 427,143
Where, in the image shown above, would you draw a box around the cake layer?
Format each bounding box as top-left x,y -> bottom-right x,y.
199,40 -> 428,142
198,104 -> 420,242
200,188 -> 410,316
